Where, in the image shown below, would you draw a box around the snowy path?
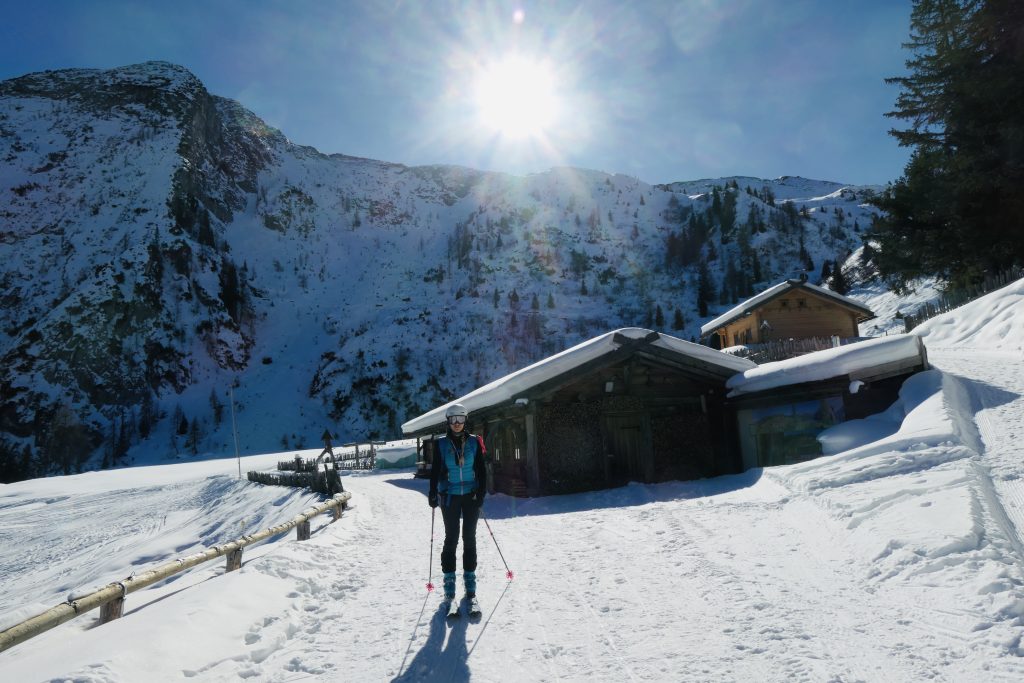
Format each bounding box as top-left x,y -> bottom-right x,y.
4,458 -> 1023,681
157,473 -> 961,681
927,348 -> 1024,552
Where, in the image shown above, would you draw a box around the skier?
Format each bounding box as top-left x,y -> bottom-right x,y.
428,403 -> 486,617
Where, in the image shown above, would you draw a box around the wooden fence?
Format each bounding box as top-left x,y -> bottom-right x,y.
248,468 -> 344,495
902,266 -> 1024,332
0,491 -> 351,654
278,442 -> 382,473
725,336 -> 851,364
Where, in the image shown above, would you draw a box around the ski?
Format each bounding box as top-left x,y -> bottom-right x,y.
446,598 -> 461,620
467,596 -> 481,618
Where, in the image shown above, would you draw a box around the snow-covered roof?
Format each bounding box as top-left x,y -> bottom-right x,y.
401,328 -> 757,435
700,279 -> 875,336
725,334 -> 927,397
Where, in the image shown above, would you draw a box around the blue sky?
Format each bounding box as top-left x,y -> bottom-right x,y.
0,0 -> 912,185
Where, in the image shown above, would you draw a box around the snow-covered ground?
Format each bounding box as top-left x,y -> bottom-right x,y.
2,280 -> 1024,681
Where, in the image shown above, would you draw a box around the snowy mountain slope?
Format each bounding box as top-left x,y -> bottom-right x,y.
2,269 -> 1024,682
1,61 -> 888,478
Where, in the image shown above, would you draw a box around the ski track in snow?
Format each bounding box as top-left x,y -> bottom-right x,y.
928,349 -> 1024,550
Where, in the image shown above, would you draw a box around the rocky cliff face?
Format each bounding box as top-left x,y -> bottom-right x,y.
0,62 -> 880,479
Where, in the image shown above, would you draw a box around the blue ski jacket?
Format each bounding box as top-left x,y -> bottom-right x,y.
429,431 -> 487,502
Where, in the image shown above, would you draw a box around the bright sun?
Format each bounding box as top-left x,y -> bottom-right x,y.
473,55 -> 561,140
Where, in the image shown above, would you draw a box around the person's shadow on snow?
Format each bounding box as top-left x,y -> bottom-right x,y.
393,601 -> 470,682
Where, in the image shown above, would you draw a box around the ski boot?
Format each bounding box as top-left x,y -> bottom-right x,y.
464,571 -> 481,618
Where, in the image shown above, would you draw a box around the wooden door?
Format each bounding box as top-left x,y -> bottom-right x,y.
604,413 -> 653,484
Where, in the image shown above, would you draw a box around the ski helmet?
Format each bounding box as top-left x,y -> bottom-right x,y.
445,403 -> 468,419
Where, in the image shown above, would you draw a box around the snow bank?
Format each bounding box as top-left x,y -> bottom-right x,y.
0,456 -> 325,629
816,370 -> 944,456
770,367 -> 1024,653
912,276 -> 1024,351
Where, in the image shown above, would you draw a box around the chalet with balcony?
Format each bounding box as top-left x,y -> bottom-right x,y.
700,278 -> 875,349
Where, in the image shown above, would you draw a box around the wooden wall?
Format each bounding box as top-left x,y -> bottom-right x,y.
526,358 -> 726,494
537,402 -> 607,495
719,292 -> 860,346
651,410 -> 716,481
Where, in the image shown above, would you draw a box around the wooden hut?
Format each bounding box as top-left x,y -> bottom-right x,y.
725,335 -> 929,469
700,277 -> 875,349
402,329 -> 756,497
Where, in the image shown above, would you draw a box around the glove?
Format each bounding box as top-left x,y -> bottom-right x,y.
473,490 -> 485,508
428,491 -> 438,508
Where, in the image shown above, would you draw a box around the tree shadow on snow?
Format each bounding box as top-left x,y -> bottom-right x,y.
383,469 -> 763,520
392,599 -> 470,682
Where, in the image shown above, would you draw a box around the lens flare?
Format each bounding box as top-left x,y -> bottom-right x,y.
473,55 -> 560,140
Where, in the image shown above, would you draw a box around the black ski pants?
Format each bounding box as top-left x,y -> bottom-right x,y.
440,493 -> 480,573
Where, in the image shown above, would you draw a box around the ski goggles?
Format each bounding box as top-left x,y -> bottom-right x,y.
447,415 -> 467,425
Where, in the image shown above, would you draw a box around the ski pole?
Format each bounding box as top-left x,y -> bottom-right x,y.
481,511 -> 514,580
426,507 -> 436,592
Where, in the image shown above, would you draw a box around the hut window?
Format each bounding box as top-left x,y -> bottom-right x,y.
780,299 -> 789,308
797,299 -> 807,308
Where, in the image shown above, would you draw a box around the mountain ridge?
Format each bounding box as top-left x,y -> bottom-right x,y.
0,61 -> 888,479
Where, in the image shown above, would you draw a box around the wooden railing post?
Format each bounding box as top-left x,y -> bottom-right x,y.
99,583 -> 126,624
226,547 -> 243,572
297,520 -> 311,541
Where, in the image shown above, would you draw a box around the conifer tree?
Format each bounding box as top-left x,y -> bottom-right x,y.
175,405 -> 188,436
696,259 -> 716,317
188,420 -> 201,455
209,388 -> 225,426
870,0 -> 1024,288
139,392 -> 155,439
672,308 -> 686,331
219,257 -> 241,322
830,258 -> 851,295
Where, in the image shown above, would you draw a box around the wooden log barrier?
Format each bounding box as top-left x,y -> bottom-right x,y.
0,491 -> 351,653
